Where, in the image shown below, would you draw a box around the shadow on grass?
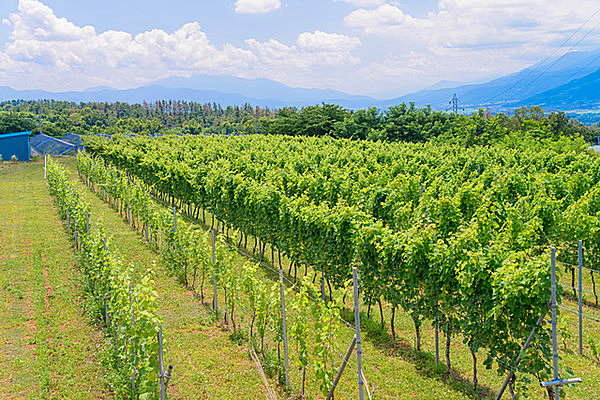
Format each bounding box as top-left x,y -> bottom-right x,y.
340,308 -> 497,400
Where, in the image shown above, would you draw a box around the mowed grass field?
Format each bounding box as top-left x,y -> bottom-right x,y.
0,160 -> 110,399
2,158 -> 599,399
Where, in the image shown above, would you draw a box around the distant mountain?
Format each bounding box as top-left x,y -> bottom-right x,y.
519,68 -> 600,109
1,50 -> 600,112
388,50 -> 600,111
0,78 -> 380,109
155,75 -> 378,104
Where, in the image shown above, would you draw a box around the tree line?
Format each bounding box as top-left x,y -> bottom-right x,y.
0,99 -> 598,145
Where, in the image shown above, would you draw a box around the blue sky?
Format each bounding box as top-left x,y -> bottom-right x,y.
0,0 -> 599,97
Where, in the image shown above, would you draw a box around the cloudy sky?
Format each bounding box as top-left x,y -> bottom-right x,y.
0,0 -> 599,98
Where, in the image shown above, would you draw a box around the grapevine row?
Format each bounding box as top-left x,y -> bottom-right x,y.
83,134 -> 600,393
76,152 -> 356,396
46,158 -> 164,399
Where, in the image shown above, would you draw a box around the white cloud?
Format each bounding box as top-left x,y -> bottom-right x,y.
333,0 -> 385,6
339,0 -> 600,95
344,1 -> 600,49
234,0 -> 281,14
0,0 -> 362,92
297,30 -> 361,52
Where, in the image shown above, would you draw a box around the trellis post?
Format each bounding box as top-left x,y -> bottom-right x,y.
279,268 -> 290,388
352,267 -> 365,400
541,247 -> 581,398
578,240 -> 583,355
212,229 -> 217,313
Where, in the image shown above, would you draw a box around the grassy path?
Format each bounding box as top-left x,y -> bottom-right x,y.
60,159 -> 270,399
0,161 -> 109,399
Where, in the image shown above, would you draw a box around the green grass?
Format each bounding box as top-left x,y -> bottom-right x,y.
0,161 -> 110,399
63,157 -> 600,399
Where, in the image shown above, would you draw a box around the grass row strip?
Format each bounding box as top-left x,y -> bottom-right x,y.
0,161 -> 110,399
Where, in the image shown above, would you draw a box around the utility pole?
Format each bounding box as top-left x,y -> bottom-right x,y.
38,105 -> 42,135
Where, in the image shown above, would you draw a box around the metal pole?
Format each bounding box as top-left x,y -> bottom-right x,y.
279,268 -> 290,388
158,325 -> 166,400
212,230 -> 217,313
352,267 -> 365,400
44,154 -> 47,178
326,335 -> 357,400
321,267 -> 325,301
435,319 -> 440,365
126,177 -> 130,225
173,206 -> 177,232
495,304 -> 550,400
578,240 -> 583,356
551,246 -> 559,400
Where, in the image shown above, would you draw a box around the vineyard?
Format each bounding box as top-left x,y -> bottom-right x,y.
1,132 -> 600,399
78,133 -> 600,398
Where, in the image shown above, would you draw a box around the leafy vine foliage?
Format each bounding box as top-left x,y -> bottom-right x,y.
83,133 -> 600,394
47,158 -> 163,399
78,152 -> 349,396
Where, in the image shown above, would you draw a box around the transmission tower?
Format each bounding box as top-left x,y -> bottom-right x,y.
449,93 -> 459,114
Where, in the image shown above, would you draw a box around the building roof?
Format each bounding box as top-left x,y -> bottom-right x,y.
0,131 -> 32,139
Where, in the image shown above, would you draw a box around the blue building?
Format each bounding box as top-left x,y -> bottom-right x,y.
0,131 -> 32,162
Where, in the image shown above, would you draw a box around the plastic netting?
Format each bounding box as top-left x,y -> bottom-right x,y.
30,134 -> 79,156
30,133 -> 53,147
60,133 -> 83,145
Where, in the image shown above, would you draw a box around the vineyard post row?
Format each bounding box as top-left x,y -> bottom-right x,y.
76,151 -> 372,398
45,157 -> 171,400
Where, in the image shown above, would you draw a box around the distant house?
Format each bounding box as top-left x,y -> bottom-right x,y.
0,131 -> 32,162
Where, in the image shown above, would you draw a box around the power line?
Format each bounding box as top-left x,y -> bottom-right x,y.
514,17 -> 600,100
482,7 -> 600,106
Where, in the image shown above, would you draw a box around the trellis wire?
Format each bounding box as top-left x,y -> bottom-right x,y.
557,283 -> 595,297
558,304 -> 600,323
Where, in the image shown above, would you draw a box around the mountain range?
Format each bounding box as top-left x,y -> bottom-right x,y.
1,50 -> 600,114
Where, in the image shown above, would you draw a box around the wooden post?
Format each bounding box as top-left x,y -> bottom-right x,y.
578,240 -> 583,356
352,267 -> 365,400
279,268 -> 290,388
